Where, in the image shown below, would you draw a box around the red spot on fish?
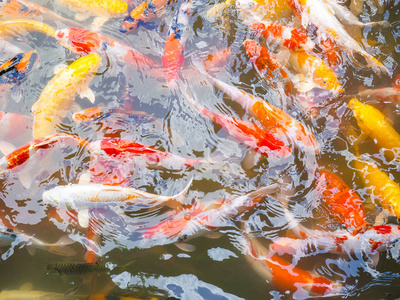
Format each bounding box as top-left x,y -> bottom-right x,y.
57,31 -> 64,39
334,236 -> 348,252
373,225 -> 392,234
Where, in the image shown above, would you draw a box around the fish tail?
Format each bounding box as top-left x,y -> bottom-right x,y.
173,177 -> 193,203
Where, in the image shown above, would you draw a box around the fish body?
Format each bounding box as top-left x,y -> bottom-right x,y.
162,0 -> 192,84
286,0 -> 388,75
244,233 -> 341,297
120,0 -> 169,33
235,0 -> 293,22
42,179 -> 192,209
187,97 -> 291,158
47,262 -> 108,276
315,169 -> 367,232
0,134 -> 88,175
203,48 -> 231,72
88,138 -> 201,170
56,0 -> 128,18
55,28 -> 159,74
353,156 -> 400,217
31,53 -> 101,139
0,19 -> 55,38
348,98 -> 400,159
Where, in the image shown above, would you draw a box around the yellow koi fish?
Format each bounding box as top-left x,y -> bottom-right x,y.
353,156 -> 400,218
31,53 -> 102,139
0,19 -> 55,38
348,98 -> 400,160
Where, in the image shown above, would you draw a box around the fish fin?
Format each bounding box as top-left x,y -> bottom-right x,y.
368,252 -> 380,268
19,282 -> 33,291
74,13 -> 88,22
78,209 -> 90,228
204,231 -> 224,239
19,171 -> 33,190
79,87 -> 96,104
175,243 -> 196,252
373,211 -> 388,226
53,63 -> 68,75
173,177 -> 193,203
141,21 -> 158,30
241,149 -> 260,170
0,141 -> 16,156
78,172 -> 92,184
91,16 -> 109,32
10,85 -> 23,103
65,281 -> 83,296
26,245 -> 36,256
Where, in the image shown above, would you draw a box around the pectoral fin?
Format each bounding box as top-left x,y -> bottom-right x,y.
78,208 -> 90,228
175,243 -> 196,252
79,87 -> 96,104
0,141 -> 16,156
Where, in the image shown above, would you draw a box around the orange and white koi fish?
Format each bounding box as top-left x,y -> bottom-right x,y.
244,232 -> 342,297
288,50 -> 343,93
0,112 -> 32,150
162,0 -> 193,84
88,138 -> 202,171
348,98 -> 400,160
352,155 -> 400,218
0,50 -> 39,105
31,53 -> 101,139
186,96 -> 291,158
55,28 -> 160,76
120,0 -> 169,33
286,0 -> 389,75
244,40 -> 293,94
315,169 -> 367,232
193,62 -> 319,154
56,0 -> 128,29
42,178 -> 193,210
0,19 -> 55,38
142,184 -> 279,251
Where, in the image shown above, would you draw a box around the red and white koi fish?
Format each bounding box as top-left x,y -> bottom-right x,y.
162,0 -> 193,84
244,40 -> 293,94
142,184 -> 279,251
88,138 -> 203,171
315,169 -> 367,232
286,0 -> 389,75
0,112 -> 32,151
244,232 -> 342,298
185,96 -> 291,158
42,178 -> 193,210
120,0 -> 169,33
55,28 -> 160,77
192,62 -> 319,154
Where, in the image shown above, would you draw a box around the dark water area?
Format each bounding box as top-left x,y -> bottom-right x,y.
0,0 -> 400,299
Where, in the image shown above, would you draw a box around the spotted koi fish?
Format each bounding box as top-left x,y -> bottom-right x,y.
120,0 -> 169,33
315,169 -> 367,232
162,0 -> 193,84
88,138 -> 203,171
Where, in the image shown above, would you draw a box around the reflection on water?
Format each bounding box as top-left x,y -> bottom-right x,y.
0,0 -> 399,298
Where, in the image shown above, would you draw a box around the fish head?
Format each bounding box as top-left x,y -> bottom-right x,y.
312,63 -> 343,93
55,28 -> 101,55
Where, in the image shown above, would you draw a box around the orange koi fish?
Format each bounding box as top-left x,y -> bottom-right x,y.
194,65 -> 319,154
244,40 -> 292,94
120,0 -> 169,33
186,97 -> 291,158
162,0 -> 193,84
244,233 -> 342,297
55,28 -> 160,76
315,169 -> 367,232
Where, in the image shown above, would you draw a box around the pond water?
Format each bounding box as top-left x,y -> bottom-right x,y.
0,0 -> 400,299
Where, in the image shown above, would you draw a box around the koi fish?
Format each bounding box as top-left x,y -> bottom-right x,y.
56,0 -> 128,29
162,0 -> 193,84
244,40 -> 293,94
192,62 -> 319,154
55,28 -> 159,76
288,50 -> 343,93
0,50 -> 39,105
120,0 -> 169,33
348,98 -> 400,160
243,231 -> 342,297
235,0 -> 294,23
286,0 -> 389,75
31,53 -> 101,139
352,156 -> 400,218
42,178 -> 193,210
0,224 -> 76,256
88,138 -> 203,171
185,96 -> 291,158
355,74 -> 400,103
0,112 -> 33,152
315,169 -> 367,232
143,184 -> 279,251
0,19 -> 55,38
